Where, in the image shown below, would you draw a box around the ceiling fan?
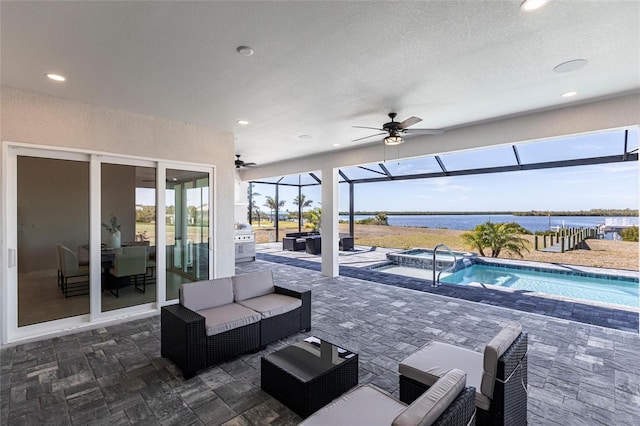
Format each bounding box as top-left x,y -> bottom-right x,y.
235,154 -> 257,168
353,112 -> 444,145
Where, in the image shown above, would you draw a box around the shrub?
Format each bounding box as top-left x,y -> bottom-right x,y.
621,226 -> 639,242
355,212 -> 389,226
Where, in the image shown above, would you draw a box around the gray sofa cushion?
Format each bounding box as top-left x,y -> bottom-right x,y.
399,341 -> 490,411
481,322 -> 522,399
197,303 -> 261,336
393,369 -> 467,426
236,293 -> 302,318
180,277 -> 233,311
300,384 -> 406,426
232,270 -> 275,302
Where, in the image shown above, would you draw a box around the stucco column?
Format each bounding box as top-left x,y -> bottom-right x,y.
320,166 -> 339,277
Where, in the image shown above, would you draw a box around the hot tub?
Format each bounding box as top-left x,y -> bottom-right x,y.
386,248 -> 475,272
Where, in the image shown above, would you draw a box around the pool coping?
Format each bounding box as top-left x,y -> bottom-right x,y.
257,252 -> 640,333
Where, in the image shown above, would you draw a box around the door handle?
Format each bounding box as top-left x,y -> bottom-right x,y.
8,248 -> 16,267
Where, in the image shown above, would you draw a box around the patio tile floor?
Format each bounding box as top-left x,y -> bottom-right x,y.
1,258 -> 639,425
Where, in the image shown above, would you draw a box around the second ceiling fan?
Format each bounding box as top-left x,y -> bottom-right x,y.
353,112 -> 444,145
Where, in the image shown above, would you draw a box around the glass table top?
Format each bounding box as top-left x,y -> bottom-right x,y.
264,336 -> 357,382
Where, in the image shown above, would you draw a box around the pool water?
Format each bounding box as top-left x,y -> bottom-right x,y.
440,264 -> 639,307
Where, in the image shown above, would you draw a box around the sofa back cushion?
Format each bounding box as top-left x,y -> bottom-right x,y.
232,270 -> 275,301
180,277 -> 234,311
392,369 -> 466,426
481,322 -> 522,399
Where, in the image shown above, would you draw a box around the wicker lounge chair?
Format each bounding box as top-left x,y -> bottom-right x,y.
398,323 -> 527,426
300,369 -> 476,426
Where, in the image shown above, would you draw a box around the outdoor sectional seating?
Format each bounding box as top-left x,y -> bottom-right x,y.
161,270 -> 311,379
398,322 -> 528,426
300,369 -> 476,426
283,232 -> 319,251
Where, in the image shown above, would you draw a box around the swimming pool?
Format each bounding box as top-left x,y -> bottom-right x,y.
440,264 -> 639,308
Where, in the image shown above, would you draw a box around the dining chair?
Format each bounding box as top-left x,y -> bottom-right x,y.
59,244 -> 90,297
108,246 -> 147,297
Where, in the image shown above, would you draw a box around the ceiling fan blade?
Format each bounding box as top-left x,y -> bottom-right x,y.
352,126 -> 384,131
352,132 -> 387,142
404,128 -> 445,135
243,162 -> 257,167
398,116 -> 423,129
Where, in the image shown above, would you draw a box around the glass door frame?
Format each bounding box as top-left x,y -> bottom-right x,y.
2,142 -> 215,344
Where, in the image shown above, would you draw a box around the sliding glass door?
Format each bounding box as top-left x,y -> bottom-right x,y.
165,169 -> 210,300
4,145 -> 214,341
16,156 -> 90,326
101,163 -> 157,312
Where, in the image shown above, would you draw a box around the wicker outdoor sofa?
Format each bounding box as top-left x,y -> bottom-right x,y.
398,322 -> 528,426
161,270 -> 311,379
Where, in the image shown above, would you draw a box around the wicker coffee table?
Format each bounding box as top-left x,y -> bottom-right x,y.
261,336 -> 358,418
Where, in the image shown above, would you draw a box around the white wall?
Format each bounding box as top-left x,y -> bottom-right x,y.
1,87 -> 237,340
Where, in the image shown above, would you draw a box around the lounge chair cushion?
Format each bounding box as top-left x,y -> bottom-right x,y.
481,322 -> 522,398
392,369 -> 466,426
300,384 -> 406,426
197,303 -> 261,336
232,270 -> 275,301
180,277 -> 234,311
399,341 -> 490,411
236,293 -> 302,318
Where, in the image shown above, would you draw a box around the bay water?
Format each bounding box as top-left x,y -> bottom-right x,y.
338,214 -> 639,234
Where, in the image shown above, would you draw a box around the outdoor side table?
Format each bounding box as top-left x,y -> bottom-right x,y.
261,336 -> 358,418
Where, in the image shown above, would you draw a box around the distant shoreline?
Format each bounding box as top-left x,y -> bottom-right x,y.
339,209 -> 639,217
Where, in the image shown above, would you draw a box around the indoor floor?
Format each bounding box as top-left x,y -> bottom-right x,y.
17,269 -> 190,327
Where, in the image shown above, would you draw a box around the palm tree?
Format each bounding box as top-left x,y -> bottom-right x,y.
264,196 -> 285,223
293,194 -> 313,214
248,185 -> 261,225
461,222 -> 529,258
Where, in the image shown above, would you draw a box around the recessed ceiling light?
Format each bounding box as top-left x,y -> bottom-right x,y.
553,59 -> 588,73
237,120 -> 249,125
333,143 -> 340,147
236,46 -> 254,57
520,0 -> 549,11
561,91 -> 578,98
298,134 -> 312,139
45,73 -> 66,82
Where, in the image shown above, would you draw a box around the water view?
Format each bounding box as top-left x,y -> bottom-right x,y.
339,214 -> 639,234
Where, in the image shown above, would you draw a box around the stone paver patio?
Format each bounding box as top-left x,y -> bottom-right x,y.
1,258 -> 639,425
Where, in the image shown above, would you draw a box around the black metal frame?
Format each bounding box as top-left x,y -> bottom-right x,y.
108,273 -> 146,298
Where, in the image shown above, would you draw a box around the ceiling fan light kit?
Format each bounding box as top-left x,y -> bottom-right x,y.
384,135 -> 404,145
353,112 -> 444,145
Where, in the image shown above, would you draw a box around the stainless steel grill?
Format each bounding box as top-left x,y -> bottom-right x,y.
234,223 -> 256,263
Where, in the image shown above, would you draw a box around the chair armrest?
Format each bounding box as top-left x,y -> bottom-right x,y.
433,386 -> 476,426
275,286 -> 311,331
161,304 -> 206,378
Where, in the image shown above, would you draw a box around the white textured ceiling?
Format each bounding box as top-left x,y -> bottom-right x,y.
2,1 -> 639,166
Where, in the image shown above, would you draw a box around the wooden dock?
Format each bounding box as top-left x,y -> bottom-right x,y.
536,227 -> 597,253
